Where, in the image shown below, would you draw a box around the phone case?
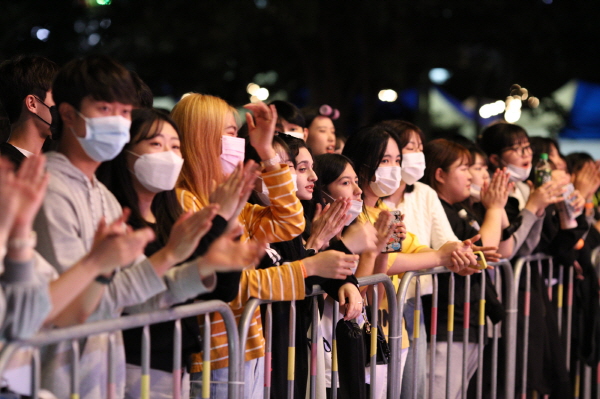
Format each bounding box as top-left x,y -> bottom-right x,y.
469,251 -> 488,270
383,210 -> 403,253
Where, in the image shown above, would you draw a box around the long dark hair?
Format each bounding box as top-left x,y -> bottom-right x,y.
477,123 -> 529,172
342,125 -> 397,198
314,153 -> 355,196
97,108 -> 183,247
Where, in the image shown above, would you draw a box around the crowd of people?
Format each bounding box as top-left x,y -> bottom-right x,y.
0,53 -> 599,399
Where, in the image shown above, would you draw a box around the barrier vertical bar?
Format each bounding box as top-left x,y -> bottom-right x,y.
490,266 -> 502,399
370,285 -> 378,399
558,265 -> 564,336
107,332 -> 116,399
30,348 -> 40,399
411,275 -> 421,399
521,261 -> 532,399
331,301 -> 339,399
141,325 -> 150,399
202,314 -> 211,399
566,266 -> 574,372
583,364 -> 592,399
575,361 -> 581,398
446,272 -> 456,399
288,300 -> 296,399
172,319 -> 182,399
548,259 -> 554,301
310,296 -> 318,399
71,338 -> 80,399
476,270 -> 486,399
429,273 -> 439,399
461,275 -> 471,399
264,303 -> 273,399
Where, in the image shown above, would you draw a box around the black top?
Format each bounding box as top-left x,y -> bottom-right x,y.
422,199 -> 503,343
0,142 -> 26,168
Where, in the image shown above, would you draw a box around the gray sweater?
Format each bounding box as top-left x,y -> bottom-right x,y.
34,152 -> 215,399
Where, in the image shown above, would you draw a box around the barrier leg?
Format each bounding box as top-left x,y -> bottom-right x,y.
310,296 -> 318,399
70,338 -> 80,399
141,325 -> 150,399
172,319 -> 182,399
476,271 -> 486,399
429,274 -> 438,399
107,332 -> 117,399
462,275 -> 471,399
288,301 -> 296,399
331,301 -> 339,399
264,304 -> 273,399
411,276 -> 421,399
446,273 -> 455,399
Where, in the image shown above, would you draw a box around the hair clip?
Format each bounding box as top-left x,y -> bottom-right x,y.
319,104 -> 340,120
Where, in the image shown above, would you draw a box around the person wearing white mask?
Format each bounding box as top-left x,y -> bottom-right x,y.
343,125 -> 480,398
271,100 -> 308,141
96,107 -> 262,399
33,56 -> 257,399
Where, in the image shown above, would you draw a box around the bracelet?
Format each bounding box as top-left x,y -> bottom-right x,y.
260,154 -> 281,168
7,231 -> 37,250
95,270 -> 117,285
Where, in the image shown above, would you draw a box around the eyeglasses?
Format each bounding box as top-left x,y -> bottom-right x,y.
502,144 -> 532,156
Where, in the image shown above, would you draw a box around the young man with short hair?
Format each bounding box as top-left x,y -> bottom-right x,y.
0,55 -> 58,167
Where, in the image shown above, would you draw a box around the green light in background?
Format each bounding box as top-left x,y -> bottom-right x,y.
96,0 -> 111,5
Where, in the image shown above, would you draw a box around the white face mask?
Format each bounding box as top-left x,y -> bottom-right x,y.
401,152 -> 426,185
369,166 -> 402,197
129,150 -> 184,193
346,199 -> 363,225
281,131 -> 304,140
291,173 -> 298,192
323,192 -> 363,226
505,163 -> 531,183
220,135 -> 245,175
73,112 -> 131,162
470,183 -> 482,202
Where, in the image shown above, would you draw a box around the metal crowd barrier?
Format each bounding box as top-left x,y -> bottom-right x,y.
238,273 -> 399,399
591,246 -> 600,399
0,300 -> 241,399
396,260 -> 516,399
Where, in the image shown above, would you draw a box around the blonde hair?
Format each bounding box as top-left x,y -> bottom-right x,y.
171,93 -> 237,207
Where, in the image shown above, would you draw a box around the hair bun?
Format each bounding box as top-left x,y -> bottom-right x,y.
319,104 -> 333,116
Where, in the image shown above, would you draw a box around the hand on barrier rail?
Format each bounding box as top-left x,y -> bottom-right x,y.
87,208 -> 155,274
0,154 -> 49,261
481,168 -> 512,211
471,244 -> 501,263
306,198 -> 351,251
245,102 -> 280,171
209,160 -> 260,223
302,250 -> 359,279
338,283 -> 363,320
525,180 -> 564,217
200,224 -> 266,273
439,234 -> 478,273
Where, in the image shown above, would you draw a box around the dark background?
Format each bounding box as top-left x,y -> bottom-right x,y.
2,0 -> 599,136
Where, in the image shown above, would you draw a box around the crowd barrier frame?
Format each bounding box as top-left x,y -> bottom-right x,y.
238,273 -> 399,399
396,260 -> 516,399
0,300 -> 241,399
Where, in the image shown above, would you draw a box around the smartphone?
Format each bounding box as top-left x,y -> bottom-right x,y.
469,251 -> 488,270
383,210 -> 403,253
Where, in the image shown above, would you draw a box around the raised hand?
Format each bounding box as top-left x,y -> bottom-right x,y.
85,212 -> 155,275
573,162 -> 600,201
481,168 -> 511,210
162,204 -> 219,265
200,225 -> 266,275
305,199 -> 351,251
0,157 -> 20,244
302,250 -> 359,280
525,180 -> 564,217
338,283 -> 363,320
244,102 -> 278,163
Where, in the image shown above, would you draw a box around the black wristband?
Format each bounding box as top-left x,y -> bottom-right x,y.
95,271 -> 116,285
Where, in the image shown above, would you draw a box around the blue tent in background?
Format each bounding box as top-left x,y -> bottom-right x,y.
560,80 -> 600,139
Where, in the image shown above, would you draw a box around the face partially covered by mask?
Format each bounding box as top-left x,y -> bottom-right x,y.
369,166 -> 402,197
220,135 -> 245,175
128,150 -> 184,193
401,152 -> 426,185
72,111 -> 131,162
505,163 -> 532,183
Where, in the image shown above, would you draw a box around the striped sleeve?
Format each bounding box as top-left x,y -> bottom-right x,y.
240,165 -> 305,243
230,261 -> 306,309
176,188 -> 202,213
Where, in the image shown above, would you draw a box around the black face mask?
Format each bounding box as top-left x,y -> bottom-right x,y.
32,96 -> 60,140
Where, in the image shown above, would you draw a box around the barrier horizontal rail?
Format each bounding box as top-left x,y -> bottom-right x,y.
238,273 -> 399,399
0,299 -> 241,399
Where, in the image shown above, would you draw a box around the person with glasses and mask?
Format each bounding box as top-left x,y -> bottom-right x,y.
0,55 -> 59,168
